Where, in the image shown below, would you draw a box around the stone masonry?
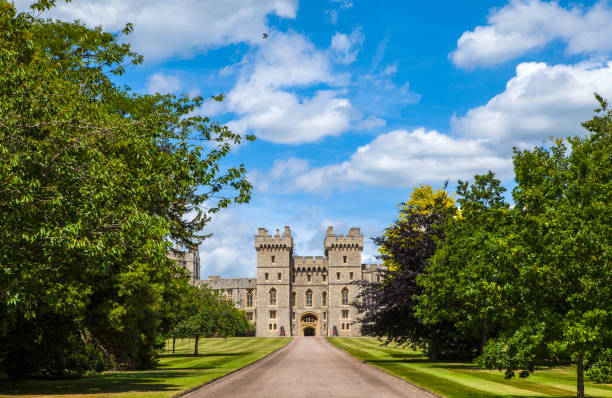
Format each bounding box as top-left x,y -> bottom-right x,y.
174,226 -> 384,337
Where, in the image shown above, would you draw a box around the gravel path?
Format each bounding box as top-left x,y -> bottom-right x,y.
184,337 -> 434,398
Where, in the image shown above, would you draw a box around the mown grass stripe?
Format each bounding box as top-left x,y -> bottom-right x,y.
328,337 -> 612,398
0,337 -> 290,398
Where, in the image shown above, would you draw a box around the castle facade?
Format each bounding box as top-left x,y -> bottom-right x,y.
186,226 -> 383,337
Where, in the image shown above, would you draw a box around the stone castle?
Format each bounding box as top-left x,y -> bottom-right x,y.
174,226 -> 384,337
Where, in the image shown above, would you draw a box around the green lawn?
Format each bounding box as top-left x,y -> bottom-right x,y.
0,337 -> 290,398
328,337 -> 612,398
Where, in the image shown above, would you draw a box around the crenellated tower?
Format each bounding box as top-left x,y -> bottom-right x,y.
325,226 -> 363,336
255,226 -> 293,337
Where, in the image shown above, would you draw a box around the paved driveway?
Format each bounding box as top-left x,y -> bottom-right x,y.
184,337 -> 434,398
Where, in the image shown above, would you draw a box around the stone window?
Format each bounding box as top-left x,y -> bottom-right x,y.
307,274 -> 311,282
269,323 -> 272,330
305,289 -> 313,307
269,288 -> 277,305
292,312 -> 296,320
341,287 -> 349,305
292,275 -> 295,283
246,290 -> 253,308
265,272 -> 269,281
343,255 -> 347,264
341,323 -> 345,330
269,310 -> 277,319
347,323 -> 350,330
291,291 -> 296,306
349,272 -> 353,280
323,312 -> 327,320
247,312 -> 253,321
322,274 -> 326,281
278,272 -> 282,281
227,289 -> 233,300
336,272 -> 341,280
271,255 -> 275,264
322,291 -> 327,306
274,323 -> 277,330
342,310 -> 349,319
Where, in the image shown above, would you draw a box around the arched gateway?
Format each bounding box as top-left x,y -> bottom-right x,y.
300,313 -> 318,336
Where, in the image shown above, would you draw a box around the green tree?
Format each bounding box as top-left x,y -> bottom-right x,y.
476,96 -> 612,398
354,186 -> 477,359
176,286 -> 251,355
0,2 -> 253,378
417,172 -> 512,355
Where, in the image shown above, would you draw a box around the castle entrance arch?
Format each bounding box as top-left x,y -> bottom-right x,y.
300,313 -> 318,336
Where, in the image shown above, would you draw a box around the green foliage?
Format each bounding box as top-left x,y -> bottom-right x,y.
586,350 -> 612,384
417,172 -> 511,356
355,185 -> 478,359
0,2 -> 253,378
415,95 -> 611,398
173,285 -> 252,347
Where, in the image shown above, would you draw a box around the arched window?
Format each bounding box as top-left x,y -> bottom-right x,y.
341,287 -> 349,305
269,288 -> 277,306
246,290 -> 253,307
322,291 -> 327,306
305,289 -> 312,306
291,291 -> 296,306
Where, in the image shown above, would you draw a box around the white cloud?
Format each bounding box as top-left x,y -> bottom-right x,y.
263,128 -> 512,193
146,73 -> 182,94
197,202 -> 382,278
451,0 -> 612,68
330,28 -> 365,64
452,61 -> 612,145
223,32 -> 355,144
17,0 -> 297,61
199,211 -> 256,278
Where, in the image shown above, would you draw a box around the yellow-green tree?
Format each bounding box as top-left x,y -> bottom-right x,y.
354,185 -> 478,359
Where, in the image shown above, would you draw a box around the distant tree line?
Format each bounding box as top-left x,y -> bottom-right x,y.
0,1 -> 253,379
355,96 -> 611,398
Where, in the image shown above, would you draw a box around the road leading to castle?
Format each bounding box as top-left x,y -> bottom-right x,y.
184,337 -> 434,398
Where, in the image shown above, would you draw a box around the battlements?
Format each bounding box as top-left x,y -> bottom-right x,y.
199,276 -> 256,290
293,256 -> 326,268
361,263 -> 385,272
324,226 -> 364,250
255,226 -> 293,251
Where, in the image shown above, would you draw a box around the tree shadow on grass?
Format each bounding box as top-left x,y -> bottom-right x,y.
0,371 -> 190,395
0,371 -> 193,396
158,352 -> 247,358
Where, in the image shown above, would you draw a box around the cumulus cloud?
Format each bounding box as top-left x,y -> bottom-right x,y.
223,32 -> 354,144
330,28 -> 365,64
16,0 -> 297,61
146,73 -> 182,94
452,61 -> 612,145
262,128 -> 512,193
198,204 -> 381,278
451,0 -> 612,68
198,210 -> 258,278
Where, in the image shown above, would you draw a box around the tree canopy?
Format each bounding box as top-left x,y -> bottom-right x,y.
357,96 -> 611,398
0,1 -> 253,378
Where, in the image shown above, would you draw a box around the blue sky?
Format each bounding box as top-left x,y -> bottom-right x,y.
21,0 -> 612,277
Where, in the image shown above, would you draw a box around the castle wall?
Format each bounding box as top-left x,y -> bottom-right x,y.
190,225 -> 385,337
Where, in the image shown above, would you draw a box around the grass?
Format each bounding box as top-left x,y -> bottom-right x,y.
328,337 -> 612,398
0,337 -> 290,398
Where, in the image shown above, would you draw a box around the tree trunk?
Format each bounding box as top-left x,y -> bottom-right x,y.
480,320 -> 488,354
194,335 -> 199,356
172,337 -> 176,354
429,332 -> 439,361
577,353 -> 584,398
